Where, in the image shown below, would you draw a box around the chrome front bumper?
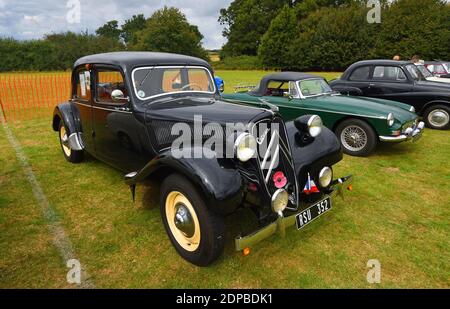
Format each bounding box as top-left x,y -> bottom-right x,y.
379,121 -> 425,143
235,175 -> 353,251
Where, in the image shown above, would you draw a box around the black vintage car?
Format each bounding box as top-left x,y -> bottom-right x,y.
330,60 -> 450,130
52,52 -> 352,266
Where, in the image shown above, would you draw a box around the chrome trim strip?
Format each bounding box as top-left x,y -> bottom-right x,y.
74,101 -> 132,114
227,98 -> 386,120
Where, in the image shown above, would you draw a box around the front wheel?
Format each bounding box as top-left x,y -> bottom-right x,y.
335,119 -> 377,157
58,122 -> 83,163
160,174 -> 225,266
423,105 -> 450,130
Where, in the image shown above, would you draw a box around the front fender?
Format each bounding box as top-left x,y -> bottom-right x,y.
286,121 -> 343,190
125,147 -> 244,215
52,102 -> 81,134
52,102 -> 84,150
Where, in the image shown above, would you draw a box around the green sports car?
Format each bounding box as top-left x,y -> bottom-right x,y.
222,72 -> 425,156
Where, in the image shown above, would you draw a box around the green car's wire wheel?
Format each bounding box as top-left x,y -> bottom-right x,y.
160,174 -> 225,266
424,105 -> 450,130
336,119 -> 377,157
58,121 -> 83,163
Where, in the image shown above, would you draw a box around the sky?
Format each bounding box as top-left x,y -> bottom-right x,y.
0,0 -> 233,49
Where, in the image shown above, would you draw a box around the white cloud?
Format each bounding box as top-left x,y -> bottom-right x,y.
0,0 -> 232,49
23,15 -> 42,22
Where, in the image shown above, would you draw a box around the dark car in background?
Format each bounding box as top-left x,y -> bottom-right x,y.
51,52 -> 352,266
330,60 -> 450,130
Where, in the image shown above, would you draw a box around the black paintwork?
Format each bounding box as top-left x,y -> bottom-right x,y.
330,59 -> 450,115
53,52 -> 343,220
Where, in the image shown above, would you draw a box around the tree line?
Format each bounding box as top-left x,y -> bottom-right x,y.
0,7 -> 207,72
219,0 -> 450,70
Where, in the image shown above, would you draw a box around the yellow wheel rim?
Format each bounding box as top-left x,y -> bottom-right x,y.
165,191 -> 201,252
59,126 -> 71,157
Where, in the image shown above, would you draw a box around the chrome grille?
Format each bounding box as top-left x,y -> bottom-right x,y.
252,117 -> 298,210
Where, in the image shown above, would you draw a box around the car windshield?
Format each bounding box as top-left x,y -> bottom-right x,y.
415,64 -> 433,78
297,78 -> 333,97
132,66 -> 216,100
405,64 -> 424,81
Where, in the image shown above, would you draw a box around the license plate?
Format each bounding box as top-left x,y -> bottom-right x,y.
295,197 -> 332,230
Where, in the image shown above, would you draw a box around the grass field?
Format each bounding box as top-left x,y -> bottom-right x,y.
0,71 -> 449,288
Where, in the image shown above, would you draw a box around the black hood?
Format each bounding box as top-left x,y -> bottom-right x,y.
415,80 -> 450,92
144,96 -> 272,125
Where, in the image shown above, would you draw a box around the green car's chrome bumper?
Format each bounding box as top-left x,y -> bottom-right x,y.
235,175 -> 353,251
379,121 -> 425,143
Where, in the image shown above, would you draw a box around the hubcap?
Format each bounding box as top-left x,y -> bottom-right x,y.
341,125 -> 368,152
428,109 -> 449,127
165,191 -> 200,251
59,126 -> 71,157
174,203 -> 195,238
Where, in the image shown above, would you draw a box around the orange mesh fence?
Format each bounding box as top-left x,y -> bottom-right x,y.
0,72 -> 71,122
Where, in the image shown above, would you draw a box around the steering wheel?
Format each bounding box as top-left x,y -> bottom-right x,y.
181,83 -> 203,91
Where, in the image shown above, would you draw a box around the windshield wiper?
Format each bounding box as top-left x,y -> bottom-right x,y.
139,70 -> 153,86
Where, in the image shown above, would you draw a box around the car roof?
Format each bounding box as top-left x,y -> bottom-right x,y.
351,59 -> 412,66
250,72 -> 321,96
262,72 -> 319,82
74,51 -> 212,72
341,59 -> 414,79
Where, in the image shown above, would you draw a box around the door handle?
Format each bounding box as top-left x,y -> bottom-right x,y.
369,83 -> 376,87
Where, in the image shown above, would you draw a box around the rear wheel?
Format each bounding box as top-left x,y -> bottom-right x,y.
160,174 -> 225,266
423,105 -> 450,130
335,119 -> 377,157
58,122 -> 83,163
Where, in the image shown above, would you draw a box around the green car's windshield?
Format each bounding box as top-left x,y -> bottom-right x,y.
415,64 -> 434,78
405,64 -> 424,81
297,78 -> 333,97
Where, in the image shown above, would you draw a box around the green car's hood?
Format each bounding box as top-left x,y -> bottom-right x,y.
306,94 -> 416,122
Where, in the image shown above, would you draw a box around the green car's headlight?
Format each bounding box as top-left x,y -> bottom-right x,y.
235,133 -> 257,162
387,113 -> 395,127
409,106 -> 415,113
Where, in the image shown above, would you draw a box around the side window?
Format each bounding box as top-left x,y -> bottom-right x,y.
372,66 -> 407,81
265,81 -> 287,97
96,69 -> 127,103
75,69 -> 91,100
349,66 -> 371,81
288,81 -> 299,98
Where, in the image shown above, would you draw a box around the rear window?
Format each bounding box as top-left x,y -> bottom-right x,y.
349,66 -> 370,80
372,66 -> 407,81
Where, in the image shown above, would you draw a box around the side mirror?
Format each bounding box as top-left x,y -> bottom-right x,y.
111,89 -> 127,102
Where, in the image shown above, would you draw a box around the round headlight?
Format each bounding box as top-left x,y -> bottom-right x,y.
271,189 -> 289,213
387,113 -> 395,127
308,115 -> 323,137
234,133 -> 257,162
409,106 -> 415,113
318,166 -> 333,188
